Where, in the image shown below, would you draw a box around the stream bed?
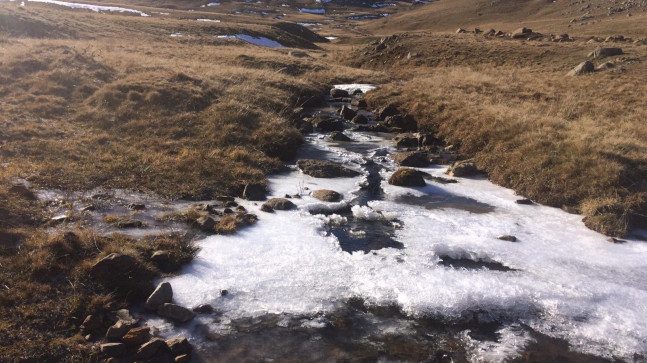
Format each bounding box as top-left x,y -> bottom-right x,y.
147,86 -> 647,362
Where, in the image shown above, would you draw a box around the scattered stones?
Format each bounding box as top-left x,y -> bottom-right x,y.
497,235 -> 518,242
296,159 -> 360,178
339,105 -> 356,120
192,304 -> 215,314
311,189 -> 342,202
261,198 -> 296,211
157,303 -> 196,323
122,326 -> 150,346
330,88 -> 349,98
511,27 -> 532,39
392,134 -> 419,148
330,131 -> 352,142
392,151 -> 429,167
597,61 -> 615,70
515,199 -> 534,205
589,47 -> 623,58
446,160 -> 479,177
145,282 -> 173,311
101,343 -> 126,357
567,60 -> 595,76
196,216 -> 217,232
351,114 -> 368,124
135,338 -> 166,360
166,337 -> 192,356
243,183 -> 266,201
388,168 -> 426,187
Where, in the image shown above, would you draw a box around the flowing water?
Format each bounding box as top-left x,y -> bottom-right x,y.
147,86 -> 647,362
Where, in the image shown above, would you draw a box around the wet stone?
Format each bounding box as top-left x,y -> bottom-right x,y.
193,304 -> 215,314
497,235 -> 518,242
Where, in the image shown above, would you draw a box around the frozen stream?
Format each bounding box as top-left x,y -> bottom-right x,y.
148,86 -> 647,362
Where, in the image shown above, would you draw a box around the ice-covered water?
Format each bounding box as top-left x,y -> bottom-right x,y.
28,0 -> 149,16
299,7 -> 326,14
148,86 -> 647,361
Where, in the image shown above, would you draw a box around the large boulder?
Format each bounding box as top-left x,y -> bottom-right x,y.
311,189 -> 342,202
330,88 -> 349,98
377,104 -> 399,120
243,183 -> 266,201
166,337 -> 192,356
392,134 -> 419,148
296,159 -> 360,178
261,198 -> 296,211
339,105 -> 356,121
122,326 -> 150,346
567,61 -> 595,76
388,168 -> 427,187
330,131 -> 352,142
135,338 -> 166,360
446,160 -> 479,177
392,151 -> 430,167
511,27 -> 532,39
383,114 -> 417,132
145,282 -> 173,311
91,253 -> 138,282
589,47 -> 623,58
157,303 -> 195,323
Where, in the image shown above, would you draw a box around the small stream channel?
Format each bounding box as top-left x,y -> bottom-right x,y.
147,85 -> 647,362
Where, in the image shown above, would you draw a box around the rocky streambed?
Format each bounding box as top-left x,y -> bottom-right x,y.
130,84 -> 647,362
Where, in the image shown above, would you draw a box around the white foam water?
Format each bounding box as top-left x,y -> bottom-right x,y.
149,92 -> 647,361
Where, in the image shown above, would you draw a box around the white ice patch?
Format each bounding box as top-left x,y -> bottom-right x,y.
151,132 -> 647,361
325,36 -> 338,40
197,18 -> 220,22
351,205 -> 398,221
170,33 -> 183,37
333,83 -> 378,93
235,34 -> 284,47
462,324 -> 534,362
297,22 -> 322,27
299,7 -> 325,14
201,1 -> 220,6
28,0 -> 149,16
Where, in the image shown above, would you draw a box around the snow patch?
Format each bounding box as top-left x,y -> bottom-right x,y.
28,0 -> 149,16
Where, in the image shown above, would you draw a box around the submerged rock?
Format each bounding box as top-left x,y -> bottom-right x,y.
339,105 -> 356,120
311,189 -> 342,202
296,159 -> 360,178
388,168 -> 426,187
330,131 -> 352,142
157,303 -> 195,323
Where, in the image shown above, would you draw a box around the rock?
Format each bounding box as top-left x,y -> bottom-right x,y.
388,168 -> 426,187
221,289 -> 229,296
330,131 -> 352,142
192,304 -> 215,314
377,104 -> 399,120
392,151 -> 430,167
589,47 -> 623,58
407,52 -> 419,59
515,199 -> 534,205
145,282 -> 173,311
135,338 -> 166,360
122,326 -> 150,346
157,303 -> 196,323
497,235 -> 517,242
383,114 -> 417,132
339,105 -> 356,121
166,337 -> 192,356
151,250 -> 178,272
567,61 -> 594,76
296,159 -> 360,178
126,203 -> 145,210
261,198 -> 296,211
175,354 -> 190,363
243,183 -> 266,201
288,50 -> 307,57
330,88 -> 349,98
473,28 -> 482,34
90,253 -> 138,282
485,28 -> 496,36
392,134 -> 419,148
313,117 -> 344,132
311,189 -> 342,202
196,216 -> 217,232
456,28 -> 467,34
260,204 -> 274,213
418,132 -> 440,147
511,27 -> 532,39
351,98 -> 367,108
81,314 -> 102,332
607,237 -> 626,244
296,119 -> 314,134
114,309 -> 136,325
106,320 -> 135,340
351,114 -> 368,124
597,61 -> 615,70
446,160 -> 479,177
495,30 -> 505,37
101,343 -> 126,357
